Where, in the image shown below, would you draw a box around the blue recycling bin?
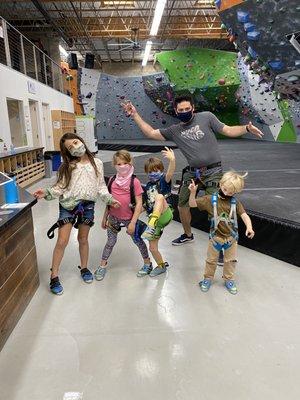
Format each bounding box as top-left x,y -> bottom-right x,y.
44,151 -> 62,173
4,177 -> 19,203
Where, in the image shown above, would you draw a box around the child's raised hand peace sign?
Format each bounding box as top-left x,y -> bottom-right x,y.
188,179 -> 198,193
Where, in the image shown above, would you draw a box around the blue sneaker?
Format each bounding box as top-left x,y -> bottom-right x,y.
94,266 -> 107,281
225,280 -> 238,295
149,265 -> 167,277
199,279 -> 212,292
172,233 -> 194,246
79,267 -> 93,283
137,263 -> 153,277
50,277 -> 63,295
141,226 -> 156,240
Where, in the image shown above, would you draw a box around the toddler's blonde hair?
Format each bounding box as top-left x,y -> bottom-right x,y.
220,170 -> 248,194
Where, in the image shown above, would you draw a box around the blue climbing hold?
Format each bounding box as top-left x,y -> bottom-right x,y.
237,11 -> 250,23
244,23 -> 256,32
247,31 -> 260,41
268,60 -> 284,70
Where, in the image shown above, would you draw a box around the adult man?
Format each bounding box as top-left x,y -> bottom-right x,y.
122,95 -> 263,245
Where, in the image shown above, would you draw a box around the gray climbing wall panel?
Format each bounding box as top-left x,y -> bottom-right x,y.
95,73 -> 178,140
79,67 -> 101,117
237,55 -> 284,141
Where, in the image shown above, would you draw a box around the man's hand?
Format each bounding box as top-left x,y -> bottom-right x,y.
33,188 -> 46,199
247,122 -> 264,138
188,179 -> 198,194
161,147 -> 175,161
245,227 -> 255,239
111,199 -> 121,208
127,221 -> 136,235
121,100 -> 137,117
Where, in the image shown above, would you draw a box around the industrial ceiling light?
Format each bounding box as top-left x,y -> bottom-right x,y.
150,0 -> 167,36
142,40 -> 153,67
59,45 -> 68,58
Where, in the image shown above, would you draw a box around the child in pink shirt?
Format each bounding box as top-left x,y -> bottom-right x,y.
94,150 -> 151,280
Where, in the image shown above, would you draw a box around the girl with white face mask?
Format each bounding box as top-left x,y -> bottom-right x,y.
94,150 -> 151,281
34,133 -> 120,295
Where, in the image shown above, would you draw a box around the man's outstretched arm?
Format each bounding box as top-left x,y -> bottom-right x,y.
122,101 -> 166,141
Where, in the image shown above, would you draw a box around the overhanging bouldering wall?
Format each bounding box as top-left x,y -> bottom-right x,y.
95,73 -> 178,140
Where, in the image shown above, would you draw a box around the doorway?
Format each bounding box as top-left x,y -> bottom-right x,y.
29,100 -> 41,147
6,99 -> 27,148
42,103 -> 52,150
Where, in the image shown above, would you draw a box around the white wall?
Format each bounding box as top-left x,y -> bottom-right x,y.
0,63 -> 74,150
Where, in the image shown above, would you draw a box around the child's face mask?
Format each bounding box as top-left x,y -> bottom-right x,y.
148,171 -> 163,182
116,164 -> 132,176
69,143 -> 86,157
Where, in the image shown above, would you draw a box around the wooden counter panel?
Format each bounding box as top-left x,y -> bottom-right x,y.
0,211 -> 35,288
0,248 -> 39,351
0,208 -> 39,352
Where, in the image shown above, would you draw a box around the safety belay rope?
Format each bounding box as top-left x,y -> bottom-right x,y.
209,194 -> 239,251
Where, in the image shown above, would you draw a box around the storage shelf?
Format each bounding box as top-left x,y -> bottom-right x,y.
0,148 -> 45,188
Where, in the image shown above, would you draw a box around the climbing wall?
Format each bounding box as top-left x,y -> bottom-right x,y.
219,0 -> 299,74
78,67 -> 101,117
155,48 -> 241,127
237,54 -> 284,141
95,73 -> 178,140
218,0 -> 300,101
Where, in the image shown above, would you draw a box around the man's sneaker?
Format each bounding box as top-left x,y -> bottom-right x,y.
149,265 -> 167,277
141,226 -> 156,240
225,280 -> 238,295
137,263 -> 153,277
94,266 -> 107,281
172,233 -> 194,246
217,250 -> 224,267
79,266 -> 93,283
50,277 -> 63,295
199,279 -> 212,292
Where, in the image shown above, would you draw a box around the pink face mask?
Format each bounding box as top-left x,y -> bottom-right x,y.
115,164 -> 132,176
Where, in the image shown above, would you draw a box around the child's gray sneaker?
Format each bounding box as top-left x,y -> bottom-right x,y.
137,263 -> 153,277
149,265 -> 167,277
94,266 -> 107,281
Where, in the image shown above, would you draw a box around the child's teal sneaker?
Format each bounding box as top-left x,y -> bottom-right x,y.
94,266 -> 107,281
225,280 -> 238,295
199,279 -> 212,292
137,263 -> 153,277
50,277 -> 63,295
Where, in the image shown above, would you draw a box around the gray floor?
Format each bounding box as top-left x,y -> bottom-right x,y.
1,159 -> 300,400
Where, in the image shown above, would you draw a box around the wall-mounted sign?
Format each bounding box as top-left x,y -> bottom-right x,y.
53,120 -> 61,129
27,81 -> 36,94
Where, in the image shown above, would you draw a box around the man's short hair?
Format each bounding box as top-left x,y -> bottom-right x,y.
174,95 -> 195,109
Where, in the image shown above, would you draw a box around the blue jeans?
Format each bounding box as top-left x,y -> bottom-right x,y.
58,201 -> 95,227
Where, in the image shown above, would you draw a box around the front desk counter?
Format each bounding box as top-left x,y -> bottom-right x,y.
0,186 -> 39,351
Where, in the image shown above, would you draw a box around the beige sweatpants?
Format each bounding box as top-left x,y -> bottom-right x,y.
204,238 -> 238,281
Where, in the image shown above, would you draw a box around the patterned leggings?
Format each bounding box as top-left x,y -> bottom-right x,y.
101,215 -> 149,261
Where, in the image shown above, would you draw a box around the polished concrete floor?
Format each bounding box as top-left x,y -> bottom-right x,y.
1,157 -> 300,400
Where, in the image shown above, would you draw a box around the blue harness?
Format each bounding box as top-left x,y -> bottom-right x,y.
209,194 -> 239,251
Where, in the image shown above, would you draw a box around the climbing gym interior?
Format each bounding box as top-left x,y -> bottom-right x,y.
0,1 -> 299,400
